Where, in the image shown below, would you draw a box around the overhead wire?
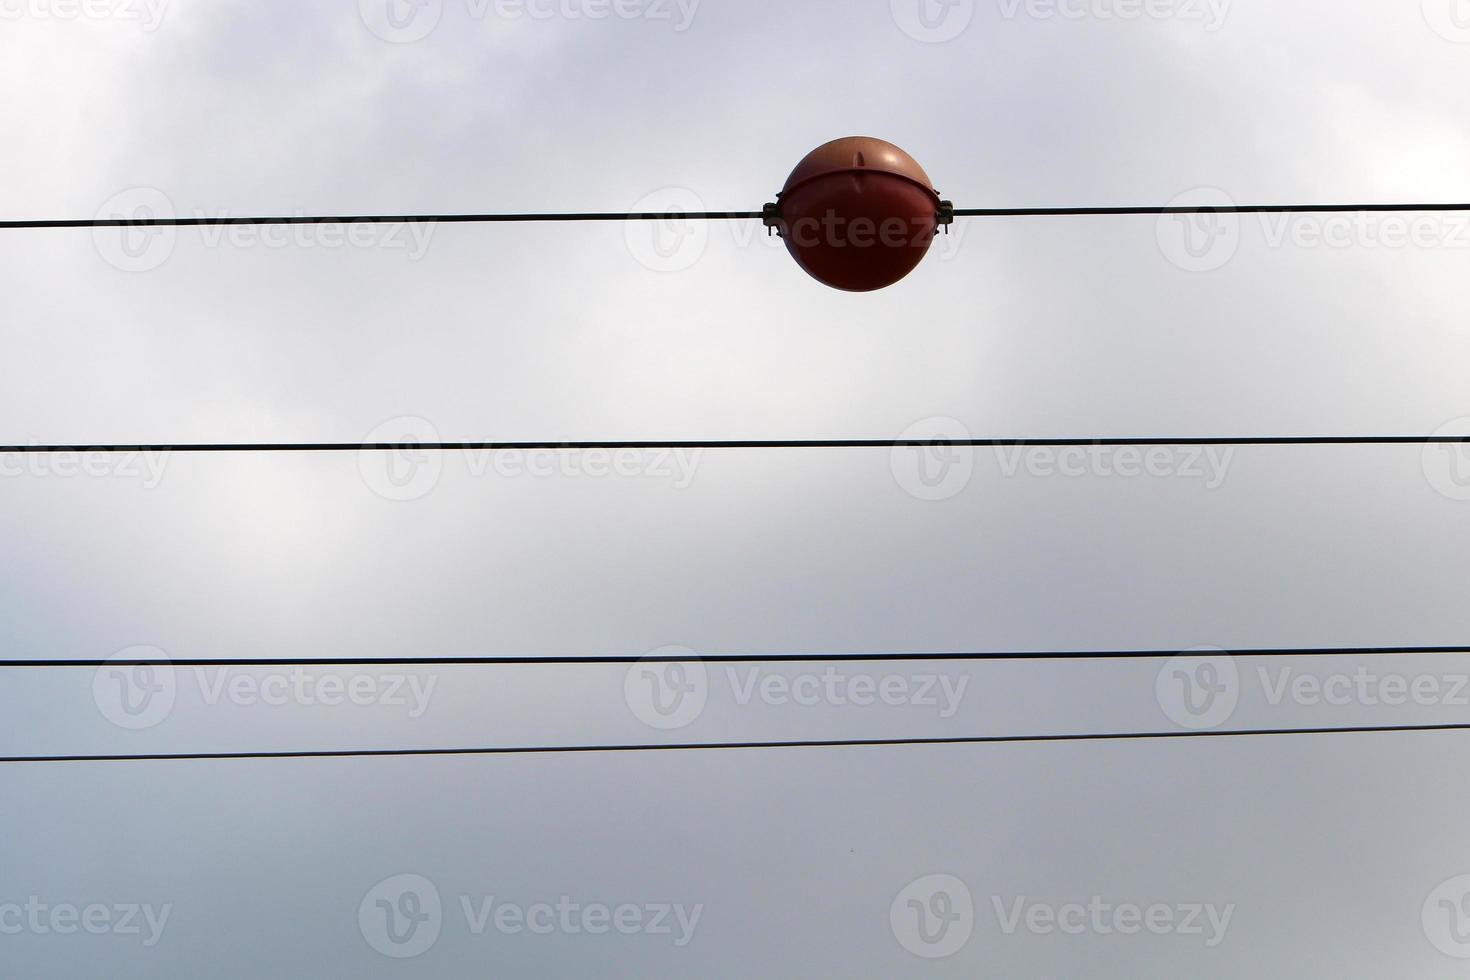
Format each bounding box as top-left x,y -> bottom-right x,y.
8,723 -> 1470,765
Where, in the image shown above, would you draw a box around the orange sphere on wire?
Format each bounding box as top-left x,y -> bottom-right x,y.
771,137 -> 945,292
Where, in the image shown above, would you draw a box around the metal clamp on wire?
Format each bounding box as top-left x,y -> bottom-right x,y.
762,201 -> 782,237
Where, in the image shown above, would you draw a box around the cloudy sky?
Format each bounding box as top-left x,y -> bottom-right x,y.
4,0 -> 1470,976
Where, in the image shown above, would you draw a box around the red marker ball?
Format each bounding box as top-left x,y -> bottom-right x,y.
774,137 -> 943,292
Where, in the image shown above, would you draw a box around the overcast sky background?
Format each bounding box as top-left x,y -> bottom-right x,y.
4,0 -> 1470,976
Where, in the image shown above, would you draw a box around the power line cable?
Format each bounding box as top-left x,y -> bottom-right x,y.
3,435 -> 1468,454
9,644 -> 1470,669
7,202 -> 1470,230
1,211 -> 763,229
953,203 -> 1470,217
8,723 -> 1470,765
8,199 -> 1469,763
